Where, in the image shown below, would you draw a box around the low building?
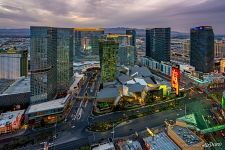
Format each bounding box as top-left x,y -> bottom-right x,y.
117,140 -> 143,150
167,125 -> 205,150
25,94 -> 72,125
144,132 -> 180,150
92,142 -> 115,150
0,110 -> 25,134
0,76 -> 30,109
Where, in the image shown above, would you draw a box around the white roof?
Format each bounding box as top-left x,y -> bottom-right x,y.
134,78 -> 147,86
92,143 -> 115,150
26,96 -> 69,114
0,110 -> 25,127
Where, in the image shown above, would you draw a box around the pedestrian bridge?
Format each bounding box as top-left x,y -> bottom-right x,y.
201,124 -> 225,134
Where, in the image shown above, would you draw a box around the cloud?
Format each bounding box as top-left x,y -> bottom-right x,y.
0,0 -> 224,33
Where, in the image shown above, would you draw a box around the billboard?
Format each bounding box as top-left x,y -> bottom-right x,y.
171,66 -> 180,95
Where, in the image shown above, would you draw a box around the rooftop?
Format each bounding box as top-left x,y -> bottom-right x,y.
97,87 -> 119,99
127,83 -> 145,93
144,132 -> 180,150
92,142 -> 115,150
0,110 -> 25,127
129,66 -> 152,77
2,76 -> 30,95
25,95 -> 70,114
172,125 -> 201,146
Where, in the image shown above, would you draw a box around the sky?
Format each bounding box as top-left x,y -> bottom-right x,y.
0,0 -> 225,33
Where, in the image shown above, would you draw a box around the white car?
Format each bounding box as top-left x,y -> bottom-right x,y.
72,125 -> 76,128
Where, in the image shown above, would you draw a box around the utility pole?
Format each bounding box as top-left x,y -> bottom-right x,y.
185,104 -> 187,118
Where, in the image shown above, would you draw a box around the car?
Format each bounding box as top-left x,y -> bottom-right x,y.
72,125 -> 76,128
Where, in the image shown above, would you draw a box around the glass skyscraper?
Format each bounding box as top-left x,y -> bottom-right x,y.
146,28 -> 171,62
126,29 -> 136,63
30,26 -> 57,103
56,28 -> 73,93
99,39 -> 119,84
190,26 -> 214,73
74,28 -> 104,62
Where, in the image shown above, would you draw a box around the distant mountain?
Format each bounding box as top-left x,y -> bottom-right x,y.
0,28 -> 223,39
0,29 -> 30,38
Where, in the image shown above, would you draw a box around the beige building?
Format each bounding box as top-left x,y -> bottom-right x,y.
220,59 -> 225,73
183,39 -> 190,57
214,40 -> 225,58
167,125 -> 205,150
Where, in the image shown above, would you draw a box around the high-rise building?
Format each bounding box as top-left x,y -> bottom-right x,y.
118,45 -> 135,66
146,28 -> 171,62
30,26 -> 57,103
0,48 -> 28,80
99,39 -> 119,84
190,26 -> 214,73
106,34 -> 135,66
126,29 -> 136,62
56,28 -> 74,93
74,28 -> 104,62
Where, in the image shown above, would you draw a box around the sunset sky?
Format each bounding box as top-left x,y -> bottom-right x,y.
0,0 -> 224,33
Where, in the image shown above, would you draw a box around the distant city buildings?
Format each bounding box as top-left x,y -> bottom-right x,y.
74,28 -> 104,62
0,48 -> 28,80
126,29 -> 137,62
99,39 -> 119,84
190,26 -> 214,73
146,28 -> 171,62
106,34 -> 135,66
214,40 -> 225,59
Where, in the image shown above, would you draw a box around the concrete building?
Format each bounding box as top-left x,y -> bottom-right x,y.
74,28 -> 104,62
0,48 -> 28,80
99,39 -> 119,84
0,110 -> 25,134
92,142 -> 115,150
146,28 -> 171,62
190,26 -> 214,73
183,39 -> 190,58
167,125 -> 205,150
214,40 -> 225,59
0,77 -> 30,109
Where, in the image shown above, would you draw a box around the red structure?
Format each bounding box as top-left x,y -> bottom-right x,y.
171,66 -> 180,96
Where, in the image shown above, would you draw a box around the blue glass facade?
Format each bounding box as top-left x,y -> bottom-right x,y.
146,28 -> 171,62
190,26 -> 214,73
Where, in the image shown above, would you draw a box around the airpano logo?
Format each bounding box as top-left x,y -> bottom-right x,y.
202,142 -> 222,148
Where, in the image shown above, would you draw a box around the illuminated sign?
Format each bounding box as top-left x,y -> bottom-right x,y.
171,66 -> 180,96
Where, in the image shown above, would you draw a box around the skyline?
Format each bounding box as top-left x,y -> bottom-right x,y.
0,0 -> 225,34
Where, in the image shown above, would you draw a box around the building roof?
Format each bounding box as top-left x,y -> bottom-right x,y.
172,125 -> 201,146
130,66 -> 152,77
134,78 -> 147,86
25,95 -> 70,114
144,132 -> 180,150
118,74 -> 131,84
0,110 -> 25,128
143,77 -> 156,85
2,76 -> 30,95
177,114 -> 197,126
97,87 -> 119,99
92,143 -> 115,150
127,83 -> 145,93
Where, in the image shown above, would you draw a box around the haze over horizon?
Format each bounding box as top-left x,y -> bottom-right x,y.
0,0 -> 225,34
